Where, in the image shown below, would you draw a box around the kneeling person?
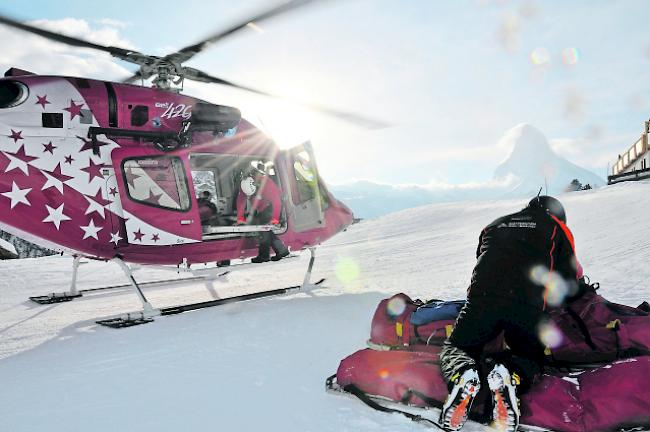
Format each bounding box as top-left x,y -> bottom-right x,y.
440,196 -> 582,432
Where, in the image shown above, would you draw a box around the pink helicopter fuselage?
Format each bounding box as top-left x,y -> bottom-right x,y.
0,72 -> 353,265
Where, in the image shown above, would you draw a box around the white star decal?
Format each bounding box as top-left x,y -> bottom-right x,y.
43,203 -> 71,230
80,219 -> 102,240
83,195 -> 106,219
109,231 -> 123,245
4,152 -> 30,175
1,181 -> 32,209
41,171 -> 65,193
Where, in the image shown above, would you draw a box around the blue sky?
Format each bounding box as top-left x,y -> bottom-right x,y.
0,0 -> 648,186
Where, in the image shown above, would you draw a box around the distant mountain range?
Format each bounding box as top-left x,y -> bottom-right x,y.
329,124 -> 605,219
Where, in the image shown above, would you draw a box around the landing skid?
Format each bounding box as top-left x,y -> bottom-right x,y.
30,292 -> 82,304
29,249 -> 321,328
96,278 -> 325,328
95,315 -> 155,328
28,276 -> 209,304
28,255 -> 300,304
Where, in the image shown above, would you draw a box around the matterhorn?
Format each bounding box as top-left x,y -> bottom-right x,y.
493,124 -> 604,196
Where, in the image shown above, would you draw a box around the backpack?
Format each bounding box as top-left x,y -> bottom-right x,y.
369,280 -> 650,367
544,279 -> 650,365
369,294 -> 464,349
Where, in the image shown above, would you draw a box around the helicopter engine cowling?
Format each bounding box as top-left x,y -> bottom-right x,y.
189,102 -> 241,133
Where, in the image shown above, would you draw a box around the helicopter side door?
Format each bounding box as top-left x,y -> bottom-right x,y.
281,141 -> 325,232
111,147 -> 202,245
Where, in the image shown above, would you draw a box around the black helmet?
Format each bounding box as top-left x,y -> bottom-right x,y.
527,195 -> 566,223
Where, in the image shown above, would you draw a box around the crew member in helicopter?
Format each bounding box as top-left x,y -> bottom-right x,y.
197,190 -> 218,224
236,163 -> 290,263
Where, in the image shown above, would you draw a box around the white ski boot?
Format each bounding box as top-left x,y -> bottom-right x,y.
487,363 -> 521,432
440,368 -> 481,431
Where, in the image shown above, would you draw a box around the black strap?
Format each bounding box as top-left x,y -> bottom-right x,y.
404,389 -> 444,408
565,307 -> 598,351
609,320 -> 621,360
343,384 -> 449,431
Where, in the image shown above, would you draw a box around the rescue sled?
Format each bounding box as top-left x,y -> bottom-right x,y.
327,281 -> 650,432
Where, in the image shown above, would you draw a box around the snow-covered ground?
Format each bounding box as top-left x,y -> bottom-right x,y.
0,181 -> 649,431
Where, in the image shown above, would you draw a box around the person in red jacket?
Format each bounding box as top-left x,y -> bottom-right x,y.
236,164 -> 289,263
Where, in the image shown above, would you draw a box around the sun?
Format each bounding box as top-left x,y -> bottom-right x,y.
248,99 -> 315,150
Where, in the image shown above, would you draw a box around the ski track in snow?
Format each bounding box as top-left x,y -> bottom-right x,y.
0,181 -> 649,431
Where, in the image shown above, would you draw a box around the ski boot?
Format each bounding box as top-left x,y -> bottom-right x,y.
487,363 -> 521,432
440,368 -> 481,431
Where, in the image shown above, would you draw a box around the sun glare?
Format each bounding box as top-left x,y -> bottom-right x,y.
251,100 -> 314,150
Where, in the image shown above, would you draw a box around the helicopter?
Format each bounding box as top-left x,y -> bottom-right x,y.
0,1 -> 378,327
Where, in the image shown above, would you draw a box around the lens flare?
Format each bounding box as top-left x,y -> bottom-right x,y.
545,273 -> 569,307
335,257 -> 360,284
538,320 -> 563,348
529,265 -> 550,285
386,296 -> 407,318
529,266 -> 569,306
562,47 -> 580,65
530,47 -> 550,66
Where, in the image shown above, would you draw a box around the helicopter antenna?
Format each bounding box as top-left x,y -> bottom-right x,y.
544,177 -> 548,195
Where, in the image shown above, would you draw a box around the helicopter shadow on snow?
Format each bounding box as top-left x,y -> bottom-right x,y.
2,289 -> 392,369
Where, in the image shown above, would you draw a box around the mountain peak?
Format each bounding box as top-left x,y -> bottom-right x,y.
500,123 -> 554,160
494,124 -> 604,196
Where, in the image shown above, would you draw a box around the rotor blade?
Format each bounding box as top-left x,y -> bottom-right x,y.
0,13 -> 144,63
183,67 -> 389,130
164,0 -> 324,65
122,69 -> 147,84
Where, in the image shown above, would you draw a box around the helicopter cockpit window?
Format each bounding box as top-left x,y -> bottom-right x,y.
0,80 -> 29,109
122,156 -> 191,212
292,150 -> 318,204
131,105 -> 149,127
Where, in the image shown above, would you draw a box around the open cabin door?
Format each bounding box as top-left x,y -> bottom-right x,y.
111,147 -> 201,246
282,141 -> 325,232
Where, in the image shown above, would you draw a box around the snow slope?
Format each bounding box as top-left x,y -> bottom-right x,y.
0,182 -> 649,431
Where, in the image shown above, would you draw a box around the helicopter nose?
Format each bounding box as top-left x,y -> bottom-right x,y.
335,200 -> 355,230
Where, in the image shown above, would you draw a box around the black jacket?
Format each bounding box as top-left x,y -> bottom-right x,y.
468,207 -> 579,309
